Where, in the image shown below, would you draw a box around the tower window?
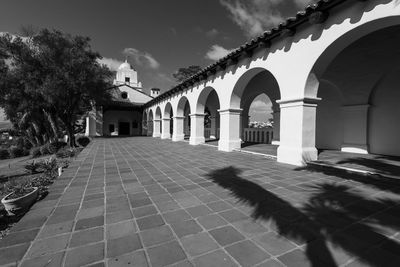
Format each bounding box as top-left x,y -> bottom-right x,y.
121,92 -> 128,99
125,77 -> 130,83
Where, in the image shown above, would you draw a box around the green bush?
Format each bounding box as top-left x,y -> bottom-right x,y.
76,136 -> 90,147
31,147 -> 42,158
48,141 -> 67,153
0,149 -> 10,159
56,147 -> 80,158
8,146 -> 24,158
39,144 -> 50,156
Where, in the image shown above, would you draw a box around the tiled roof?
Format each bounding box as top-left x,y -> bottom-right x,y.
145,0 -> 350,107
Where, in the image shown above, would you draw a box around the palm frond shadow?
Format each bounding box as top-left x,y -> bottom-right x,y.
205,166 -> 400,267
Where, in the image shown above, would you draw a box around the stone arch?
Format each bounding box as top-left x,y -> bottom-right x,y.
229,67 -> 281,145
164,102 -> 173,118
305,17 -> 400,157
155,106 -> 162,120
176,96 -> 190,116
305,16 -> 400,98
195,87 -> 220,114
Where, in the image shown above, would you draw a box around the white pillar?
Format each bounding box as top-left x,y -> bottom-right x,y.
172,116 -> 185,142
161,118 -> 171,139
218,109 -> 242,152
153,119 -> 161,138
341,105 -> 369,154
189,114 -> 205,145
277,97 -> 320,166
271,111 -> 280,145
96,106 -> 103,136
85,116 -> 96,137
147,120 -> 153,136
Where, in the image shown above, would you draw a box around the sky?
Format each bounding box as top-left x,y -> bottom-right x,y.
0,0 -> 312,122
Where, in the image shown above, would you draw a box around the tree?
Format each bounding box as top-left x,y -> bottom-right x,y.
172,65 -> 202,83
0,29 -> 113,147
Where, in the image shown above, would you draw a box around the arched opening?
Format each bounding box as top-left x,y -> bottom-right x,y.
230,68 -> 281,154
176,96 -> 191,140
245,93 -> 274,144
162,102 -> 173,139
191,87 -> 220,145
148,109 -> 154,136
309,21 -> 400,160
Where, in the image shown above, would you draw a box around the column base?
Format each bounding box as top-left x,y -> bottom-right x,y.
271,140 -> 280,145
153,133 -> 161,138
277,145 -> 318,166
189,136 -> 205,145
172,134 -> 185,142
161,133 -> 171,139
210,135 -> 217,140
218,139 -> 241,152
341,144 -> 368,154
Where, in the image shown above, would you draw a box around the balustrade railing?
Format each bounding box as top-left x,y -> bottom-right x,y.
243,128 -> 273,144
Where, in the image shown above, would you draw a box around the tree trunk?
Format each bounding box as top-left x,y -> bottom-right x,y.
66,124 -> 76,147
43,109 -> 58,141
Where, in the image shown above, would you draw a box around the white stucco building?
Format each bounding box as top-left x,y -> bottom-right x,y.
85,60 -> 156,137
87,0 -> 400,166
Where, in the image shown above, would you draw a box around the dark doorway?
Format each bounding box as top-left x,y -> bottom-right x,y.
119,122 -> 130,135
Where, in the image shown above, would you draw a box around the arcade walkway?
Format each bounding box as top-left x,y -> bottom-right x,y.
1,137 -> 400,267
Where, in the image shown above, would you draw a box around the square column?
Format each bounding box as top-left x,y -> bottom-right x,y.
277,98 -> 320,166
341,105 -> 369,154
85,106 -> 99,137
271,111 -> 280,145
218,109 -> 242,152
153,119 -> 161,138
172,116 -> 185,142
189,113 -> 205,145
161,118 -> 171,139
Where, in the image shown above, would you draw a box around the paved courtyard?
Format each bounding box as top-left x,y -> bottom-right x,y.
1,137 -> 400,267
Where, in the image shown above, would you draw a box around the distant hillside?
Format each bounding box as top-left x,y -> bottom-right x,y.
0,121 -> 12,130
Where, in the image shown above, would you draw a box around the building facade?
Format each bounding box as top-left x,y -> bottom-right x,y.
88,0 -> 400,166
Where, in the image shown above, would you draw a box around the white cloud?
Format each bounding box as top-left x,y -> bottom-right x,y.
205,44 -> 235,61
123,48 -> 160,69
219,0 -> 283,38
97,57 -> 123,71
205,28 -> 219,38
219,0 -> 316,38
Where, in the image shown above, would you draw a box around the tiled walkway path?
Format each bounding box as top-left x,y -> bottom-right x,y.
1,137 -> 400,267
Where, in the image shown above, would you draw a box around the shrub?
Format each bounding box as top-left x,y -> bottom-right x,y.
56,147 -> 80,158
8,146 -> 24,158
0,149 -> 10,159
39,144 -> 50,156
76,136 -> 90,147
31,147 -> 42,158
23,139 -> 33,150
48,141 -> 67,154
38,157 -> 58,177
2,178 -> 35,199
24,161 -> 41,174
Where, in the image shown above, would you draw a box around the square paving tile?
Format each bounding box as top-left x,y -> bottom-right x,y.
65,241 -> 104,267
70,227 -> 104,248
107,250 -> 148,267
197,214 -> 228,230
192,249 -> 237,267
136,214 -> 165,230
0,243 -> 30,266
170,219 -> 203,238
26,233 -> 70,258
0,228 -> 39,248
107,233 -> 142,258
140,225 -> 175,247
75,216 -> 104,231
253,232 -> 297,256
209,226 -> 245,246
225,240 -> 270,267
132,205 -> 158,218
180,232 -> 219,257
20,251 -> 65,267
186,205 -> 213,218
106,220 -> 137,240
162,209 -> 192,224
147,240 -> 186,267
